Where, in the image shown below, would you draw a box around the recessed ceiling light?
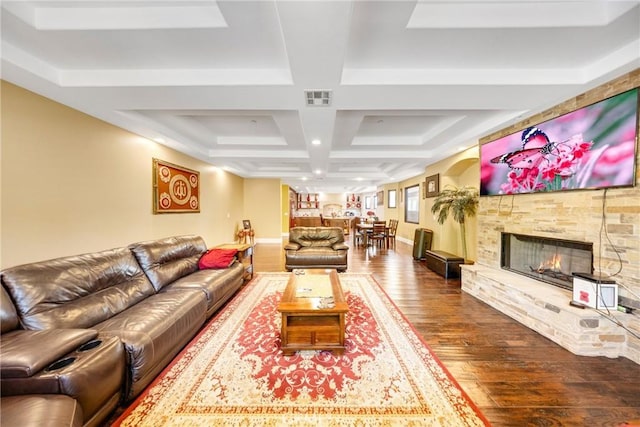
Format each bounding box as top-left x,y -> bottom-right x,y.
355,177 -> 363,181
302,177 -> 308,181
312,139 -> 321,146
314,169 -> 322,175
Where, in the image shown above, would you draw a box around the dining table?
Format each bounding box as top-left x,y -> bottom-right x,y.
354,223 -> 389,247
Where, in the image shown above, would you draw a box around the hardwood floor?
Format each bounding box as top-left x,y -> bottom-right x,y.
255,238 -> 640,427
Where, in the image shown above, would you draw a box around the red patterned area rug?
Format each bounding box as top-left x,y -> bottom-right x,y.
113,273 -> 489,426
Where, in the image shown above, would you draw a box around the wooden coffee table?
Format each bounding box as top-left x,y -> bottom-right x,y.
277,269 -> 349,355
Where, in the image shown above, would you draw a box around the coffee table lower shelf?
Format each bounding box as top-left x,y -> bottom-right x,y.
280,313 -> 345,355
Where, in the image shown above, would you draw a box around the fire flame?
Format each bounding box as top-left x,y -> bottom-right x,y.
537,254 -> 562,273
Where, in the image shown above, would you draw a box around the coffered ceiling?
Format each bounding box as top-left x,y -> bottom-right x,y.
2,0 -> 639,193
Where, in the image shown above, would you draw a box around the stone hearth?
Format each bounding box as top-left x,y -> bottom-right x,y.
461,265 -> 639,364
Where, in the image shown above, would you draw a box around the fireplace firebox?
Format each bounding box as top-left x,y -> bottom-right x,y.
501,232 -> 593,290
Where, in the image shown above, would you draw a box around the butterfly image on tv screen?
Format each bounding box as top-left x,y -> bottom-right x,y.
490,127 -> 558,169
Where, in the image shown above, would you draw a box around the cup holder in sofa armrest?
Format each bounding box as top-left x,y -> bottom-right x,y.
76,339 -> 102,352
45,357 -> 76,372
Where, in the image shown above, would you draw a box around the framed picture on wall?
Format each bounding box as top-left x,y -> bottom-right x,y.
242,220 -> 252,230
153,158 -> 200,214
376,190 -> 384,206
425,174 -> 439,198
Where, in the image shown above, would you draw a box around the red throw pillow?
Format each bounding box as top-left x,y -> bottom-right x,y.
198,248 -> 238,270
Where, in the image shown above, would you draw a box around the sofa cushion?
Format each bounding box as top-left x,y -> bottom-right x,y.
95,289 -> 207,401
163,262 -> 244,316
1,395 -> 83,427
285,247 -> 348,269
198,248 -> 237,270
1,248 -> 156,330
129,235 -> 206,291
289,227 -> 346,247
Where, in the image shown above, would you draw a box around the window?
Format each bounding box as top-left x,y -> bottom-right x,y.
388,189 -> 397,208
404,185 -> 419,224
365,196 -> 372,210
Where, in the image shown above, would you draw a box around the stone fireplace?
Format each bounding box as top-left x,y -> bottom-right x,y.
460,196 -> 639,364
457,72 -> 639,365
462,248 -> 637,363
500,232 -> 593,291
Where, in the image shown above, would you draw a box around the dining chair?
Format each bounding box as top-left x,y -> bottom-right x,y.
354,228 -> 364,246
386,219 -> 398,248
369,222 -> 387,248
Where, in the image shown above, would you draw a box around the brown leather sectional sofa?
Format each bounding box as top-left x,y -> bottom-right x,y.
284,227 -> 349,272
0,235 -> 244,427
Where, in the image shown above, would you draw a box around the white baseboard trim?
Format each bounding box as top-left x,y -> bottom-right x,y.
397,236 -> 413,245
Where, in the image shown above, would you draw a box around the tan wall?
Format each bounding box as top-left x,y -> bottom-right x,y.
1,81 -> 245,268
243,178 -> 282,240
380,147 -> 479,260
477,70 -> 640,303
380,184 -> 401,223
423,149 -> 479,259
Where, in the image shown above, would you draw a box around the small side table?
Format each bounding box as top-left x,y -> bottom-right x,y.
215,243 -> 253,284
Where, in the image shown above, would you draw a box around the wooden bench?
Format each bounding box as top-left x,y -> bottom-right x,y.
424,250 -> 464,279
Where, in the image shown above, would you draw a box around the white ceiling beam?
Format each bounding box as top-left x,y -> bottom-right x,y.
276,1 -> 354,173
583,39 -> 640,82
58,69 -> 293,87
407,1 -> 637,29
341,68 -> 584,86
217,137 -> 287,146
351,136 -> 423,146
330,150 -> 436,159
1,42 -> 60,84
207,149 -> 309,159
32,5 -> 227,30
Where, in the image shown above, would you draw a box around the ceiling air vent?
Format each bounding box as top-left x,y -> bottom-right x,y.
305,90 -> 332,107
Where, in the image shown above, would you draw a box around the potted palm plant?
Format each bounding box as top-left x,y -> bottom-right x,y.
430,185 -> 479,261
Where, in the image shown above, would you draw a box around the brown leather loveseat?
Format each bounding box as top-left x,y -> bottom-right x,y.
284,227 -> 349,272
0,235 -> 244,427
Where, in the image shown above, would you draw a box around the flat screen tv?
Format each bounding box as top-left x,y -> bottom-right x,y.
480,87 -> 638,196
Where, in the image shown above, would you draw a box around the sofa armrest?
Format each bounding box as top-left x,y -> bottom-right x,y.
332,243 -> 349,251
1,329 -> 98,378
284,243 -> 301,251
